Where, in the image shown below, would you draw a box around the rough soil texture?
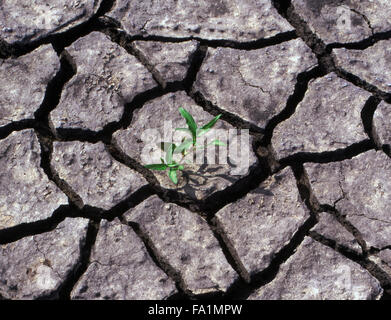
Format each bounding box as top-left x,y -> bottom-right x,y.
0,0 -> 391,300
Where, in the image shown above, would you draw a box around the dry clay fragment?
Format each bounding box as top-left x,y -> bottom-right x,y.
132,40 -> 198,85
0,0 -> 101,44
52,141 -> 147,210
291,0 -> 391,44
334,40 -> 391,94
194,39 -> 317,128
71,219 -> 177,300
305,150 -> 391,250
0,130 -> 68,229
51,32 -> 156,132
108,0 -> 293,41
373,101 -> 391,148
113,91 -> 257,200
249,237 -> 383,300
124,196 -> 238,295
0,218 -> 89,299
0,45 -> 59,127
272,73 -> 370,159
215,167 -> 309,279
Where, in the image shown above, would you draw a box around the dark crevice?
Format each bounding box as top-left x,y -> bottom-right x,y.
290,164 -> 321,213
122,220 -> 191,299
201,164 -> 269,217
183,44 -> 207,93
127,43 -> 167,88
327,29 -> 391,51
37,133 -> 84,208
335,68 -> 391,103
0,206 -> 70,244
74,185 -> 156,221
260,65 -> 325,146
320,204 -> 368,254
189,91 -> 264,135
379,245 -> 391,252
201,149 -> 274,217
382,144 -> 391,158
349,8 -> 374,36
310,231 -> 391,296
0,119 -> 36,140
361,96 -> 382,148
253,143 -> 281,176
279,139 -> 376,168
34,49 -> 76,138
102,25 -> 298,51
0,37 -> 12,59
0,0 -> 116,59
210,217 -> 251,284
55,219 -> 101,300
272,0 -> 332,71
224,214 -> 318,299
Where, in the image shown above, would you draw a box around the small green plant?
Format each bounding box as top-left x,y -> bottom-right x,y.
144,107 -> 225,184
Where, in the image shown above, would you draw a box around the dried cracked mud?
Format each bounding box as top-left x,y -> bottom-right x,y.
0,0 -> 390,300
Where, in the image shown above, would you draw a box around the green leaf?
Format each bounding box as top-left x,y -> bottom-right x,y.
167,162 -> 178,167
211,139 -> 226,146
178,107 -> 197,143
175,128 -> 191,134
167,163 -> 184,171
168,168 -> 178,184
173,138 -> 192,154
160,157 -> 165,164
144,163 -> 168,171
165,143 -> 176,164
197,114 -> 222,136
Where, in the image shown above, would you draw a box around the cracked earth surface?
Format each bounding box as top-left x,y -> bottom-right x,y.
0,0 -> 390,300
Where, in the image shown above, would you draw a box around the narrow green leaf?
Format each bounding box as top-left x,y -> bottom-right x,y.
144,164 -> 168,171
178,107 -> 197,141
160,157 -> 165,164
197,114 -> 222,136
173,139 -> 192,154
168,168 -> 178,184
211,139 -> 226,146
165,143 -> 176,164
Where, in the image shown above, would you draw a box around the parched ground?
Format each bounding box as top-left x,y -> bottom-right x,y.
0,0 -> 391,300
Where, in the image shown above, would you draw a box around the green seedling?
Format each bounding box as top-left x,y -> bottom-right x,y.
144,107 -> 225,184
